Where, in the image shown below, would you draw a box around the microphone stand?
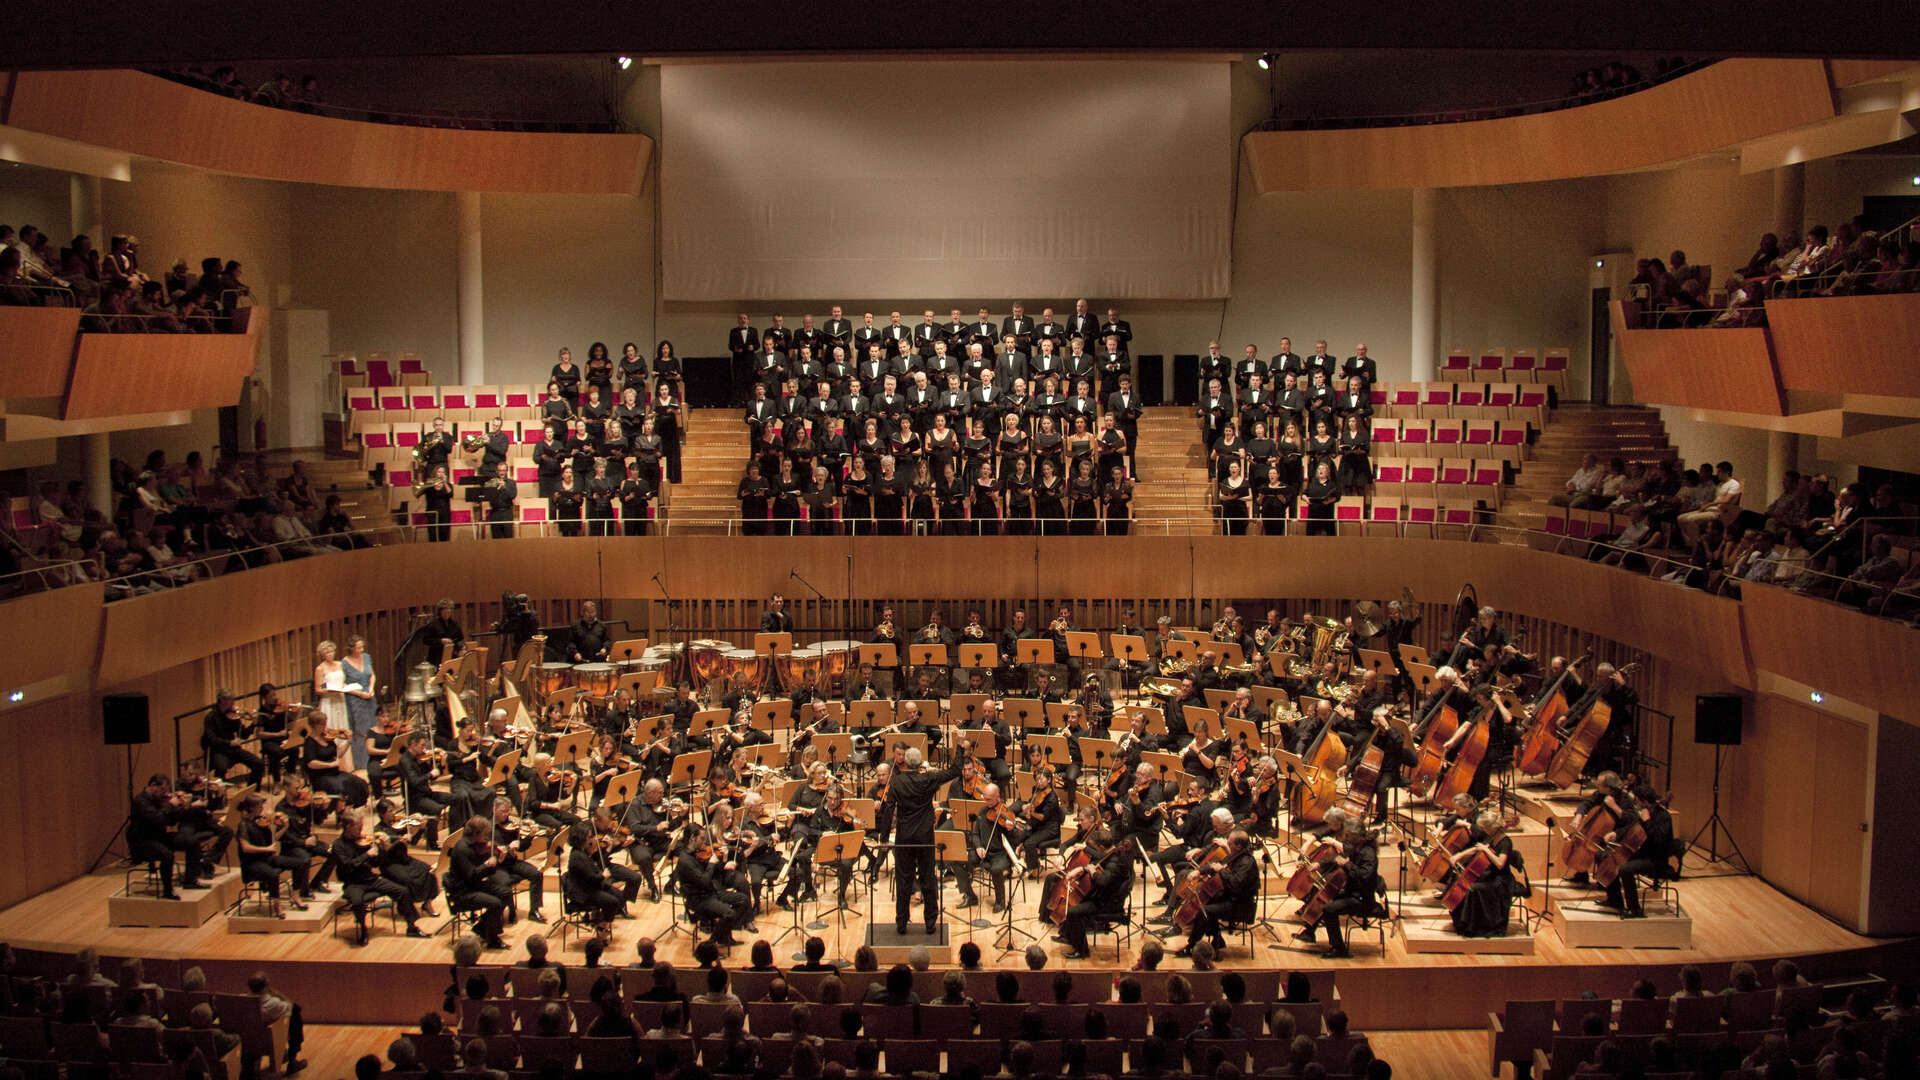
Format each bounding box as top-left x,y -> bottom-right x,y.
1255,842 -> 1287,947
653,573 -> 680,691
788,571 -> 827,642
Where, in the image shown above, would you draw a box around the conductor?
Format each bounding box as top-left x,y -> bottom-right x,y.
882,742 -> 963,936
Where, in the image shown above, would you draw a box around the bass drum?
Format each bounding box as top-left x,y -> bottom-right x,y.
779,646 -> 825,694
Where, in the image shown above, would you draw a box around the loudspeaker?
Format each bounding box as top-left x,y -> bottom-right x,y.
1137,354 -> 1166,407
1693,693 -> 1743,746
103,692 -> 151,746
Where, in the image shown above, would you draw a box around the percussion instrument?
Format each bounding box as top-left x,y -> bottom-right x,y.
778,647 -> 825,693
815,639 -> 862,684
574,663 -> 617,698
687,640 -> 731,684
534,662 -> 575,698
403,662 -> 437,704
721,648 -> 765,687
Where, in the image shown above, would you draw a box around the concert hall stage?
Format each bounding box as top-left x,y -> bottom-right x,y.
2,858 -> 1906,1032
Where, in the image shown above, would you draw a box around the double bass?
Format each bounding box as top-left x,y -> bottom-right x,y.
1405,685 -> 1461,800
1287,713 -> 1346,825
1545,663 -> 1639,789
1514,653 -> 1589,776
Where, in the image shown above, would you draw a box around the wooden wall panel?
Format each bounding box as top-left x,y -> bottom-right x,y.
8,70 -> 651,196
1244,59 -> 1836,193
0,583 -> 103,693
63,321 -> 259,420
1612,303 -> 1787,416
1743,697 -> 1871,928
1828,60 -> 1919,87
1766,294 -> 1920,398
1741,583 -> 1917,725
0,307 -> 81,399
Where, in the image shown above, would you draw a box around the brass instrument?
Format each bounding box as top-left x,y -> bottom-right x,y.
1305,614 -> 1343,671
1211,615 -> 1233,639
414,475 -> 450,498
1157,656 -> 1190,677
461,432 -> 489,453
875,618 -> 896,640
1140,676 -> 1183,700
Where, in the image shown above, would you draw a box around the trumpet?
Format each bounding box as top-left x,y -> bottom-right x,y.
1051,615 -> 1071,634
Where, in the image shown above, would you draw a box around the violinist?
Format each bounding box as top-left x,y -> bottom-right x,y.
524,752 -> 580,832
1019,763 -> 1066,867
1111,762 -> 1168,855
333,813 -> 426,944
588,732 -> 631,809
364,705 -> 401,797
447,725 -> 496,820
809,783 -> 864,908
563,823 -> 625,931
273,777 -> 336,890
236,793 -> 312,909
958,783 -> 1018,913
1151,800 -> 1230,909
489,798 -> 547,922
447,815 -> 510,949
253,683 -> 299,786
675,825 -> 749,948
396,739 -> 450,848
1057,825 -> 1132,960
201,688 -> 264,789
626,779 -> 678,901
1291,812 -> 1379,959
736,791 -> 788,908
1177,829 -> 1259,957
1600,784 -> 1675,919
589,805 -> 645,907
174,762 -> 235,865
1243,756 -> 1282,837
777,762 -> 834,908
1448,809 -> 1519,938
1345,706 -> 1411,824
374,798 -> 442,917
301,708 -> 370,808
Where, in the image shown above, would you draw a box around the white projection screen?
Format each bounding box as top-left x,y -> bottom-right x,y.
661,60 -> 1231,302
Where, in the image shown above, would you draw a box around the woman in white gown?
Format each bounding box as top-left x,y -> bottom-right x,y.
314,640 -> 347,736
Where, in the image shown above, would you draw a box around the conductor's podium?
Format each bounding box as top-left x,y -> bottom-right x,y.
106,867 -> 242,928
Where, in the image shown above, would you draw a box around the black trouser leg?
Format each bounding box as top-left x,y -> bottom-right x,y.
607,862 -> 643,902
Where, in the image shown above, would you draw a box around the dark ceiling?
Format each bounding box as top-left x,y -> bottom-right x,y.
10,0 -> 1920,69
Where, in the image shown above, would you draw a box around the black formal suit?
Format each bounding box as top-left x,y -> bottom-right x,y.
728,326 -> 760,363
793,327 -> 823,355
566,846 -> 625,921
822,317 -> 853,350
482,476 -> 518,539
969,321 -> 999,352
942,320 -> 971,350
905,387 -> 938,431
760,607 -> 794,635
1238,388 -> 1272,438
675,847 -> 747,940
762,325 -> 791,354
1187,848 -> 1259,948
1059,845 -> 1133,955
913,322 -> 944,356
883,761 -> 960,931
1001,315 -> 1035,348
1272,351 -> 1303,378
998,352 -> 1033,388
744,398 -> 778,453
969,386 -> 1004,426
447,836 -> 507,941
1032,321 -> 1066,350
1199,391 -> 1235,444
857,358 -> 892,388
129,791 -> 204,895
852,326 -> 883,357
1342,356 -> 1378,387
1233,358 -> 1268,390
1106,389 -> 1142,467
1066,313 -> 1100,347
1101,320 -> 1133,354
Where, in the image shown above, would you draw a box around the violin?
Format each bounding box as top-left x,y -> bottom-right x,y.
983,801 -> 1023,834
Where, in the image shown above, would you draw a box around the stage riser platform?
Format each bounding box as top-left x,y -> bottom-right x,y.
106,870 -> 241,928
1553,894 -> 1693,949
1400,916 -> 1537,955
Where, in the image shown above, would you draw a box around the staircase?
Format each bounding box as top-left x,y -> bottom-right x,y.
1491,404 -> 1675,537
664,408 -> 748,535
1131,406 -> 1214,529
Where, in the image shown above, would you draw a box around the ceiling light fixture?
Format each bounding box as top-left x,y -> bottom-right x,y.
616,56 -> 633,70
1255,53 -> 1274,71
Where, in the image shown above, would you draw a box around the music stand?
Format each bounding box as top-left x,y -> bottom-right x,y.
485,748 -> 523,788
908,644 -> 948,668
1202,689 -> 1237,713
1357,648 -> 1397,680
1141,751 -> 1186,787
1397,643 -> 1432,669
1271,748 -> 1310,847
1079,736 -> 1121,786
1211,641 -> 1246,668
891,733 -> 929,760
610,637 -> 650,664
690,708 -> 731,739
814,733 -> 856,774
1406,662 -> 1439,697
1004,698 -> 1045,731
955,729 -> 996,761
1129,704 -> 1166,736
1186,706 -> 1223,743
949,693 -> 989,731
1063,631 -> 1103,670
811,831 -> 868,926
859,643 -> 898,670
381,729 -> 414,770
847,700 -> 893,729
737,744 -> 788,772
1016,639 -> 1055,669
552,730 -> 593,807
957,644 -> 996,670
1043,702 -> 1078,729
751,700 -> 793,734
1163,639 -> 1201,663
1026,734 -> 1070,777
668,750 -> 711,792
1224,717 -> 1262,749
754,632 -> 794,657
605,767 -> 646,809
1110,633 -> 1149,692
1248,686 -> 1289,718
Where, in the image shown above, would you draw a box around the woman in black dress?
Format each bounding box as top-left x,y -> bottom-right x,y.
580,384 -> 610,446
373,800 -> 441,916
614,385 -> 647,444
550,464 -> 586,537
1256,463 -> 1291,535
770,457 -> 804,536
584,341 -> 615,404
996,411 -> 1030,474
907,459 -> 938,534
1103,465 -> 1133,536
621,458 -> 655,536
889,415 -> 922,469
585,457 -> 618,537
1277,418 -> 1307,488
1448,810 -> 1520,938
550,348 -> 582,408
1307,415 -> 1338,475
962,417 -> 993,483
1303,459 -> 1339,536
1003,455 -> 1035,536
786,419 -> 817,481
1337,413 -> 1373,494
817,416 -> 850,479
618,341 -> 648,400
1032,415 -> 1065,481
1096,413 -> 1128,482
632,414 -> 666,495
803,465 -> 839,536
1245,420 -> 1278,482
652,383 -> 683,484
1067,457 -> 1100,535
872,456 -> 906,536
971,460 -> 1002,536
541,381 -> 573,428
841,455 -> 873,535
653,340 -> 683,403
1212,424 -> 1247,483
935,459 -> 968,536
1066,413 -> 1096,479
753,419 -> 785,483
924,413 -> 959,477
1217,459 -> 1251,535
1035,458 -> 1066,536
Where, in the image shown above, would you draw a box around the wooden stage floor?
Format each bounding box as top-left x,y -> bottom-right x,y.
2,857 -> 1904,1031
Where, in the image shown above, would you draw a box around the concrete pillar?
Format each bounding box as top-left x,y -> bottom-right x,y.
1409,188 -> 1438,382
69,174 -> 105,242
1766,430 -> 1797,506
84,434 -> 113,520
455,191 -> 485,386
1772,164 -> 1805,247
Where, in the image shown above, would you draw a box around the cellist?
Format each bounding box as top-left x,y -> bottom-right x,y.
1565,771 -> 1627,886
1176,829 -> 1258,958
1291,811 -> 1379,959
1056,825 -> 1132,960
1600,783 -> 1674,919
1344,705 -> 1411,824
1440,685 -> 1522,801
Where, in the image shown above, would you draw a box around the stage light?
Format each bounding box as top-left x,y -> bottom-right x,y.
1809,690 -> 1824,704
6,691 -> 22,703
1255,54 -> 1274,71
616,56 -> 633,70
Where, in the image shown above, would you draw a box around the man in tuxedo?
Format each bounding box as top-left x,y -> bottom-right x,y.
1198,377 -> 1234,447
1234,344 -> 1266,392
1102,308 -> 1133,356
1305,339 -> 1338,384
852,311 -> 883,357
744,382 -> 778,454
1100,334 -> 1130,398
962,342 -> 992,386
1001,303 -> 1034,349
793,313 -> 823,357
969,368 -> 1004,429
1273,336 -> 1303,379
1342,343 -> 1379,389
935,373 -> 968,430
1106,371 -> 1143,474
857,343 -> 892,390
996,334 -> 1030,388
1064,379 -> 1098,429
761,593 -> 794,635
754,339 -> 788,393
1239,371 -> 1272,438
905,371 -> 938,433
823,305 -> 853,354
840,378 -> 872,430
943,308 -> 970,354
1030,338 -> 1064,386
728,314 -> 760,403
883,311 -> 912,351
913,310 -> 943,356
925,339 -> 958,386
1033,307 -> 1065,353
1199,341 -> 1229,388
969,308 -> 999,356
873,373 -> 905,430
1067,298 -> 1099,348
761,313 -> 790,356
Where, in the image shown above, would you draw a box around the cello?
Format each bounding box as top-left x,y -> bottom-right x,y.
1433,693 -> 1498,806
1290,839 -> 1350,924
1404,680 -> 1461,800
1287,713 -> 1346,826
1545,663 -> 1639,789
1043,844 -> 1096,924
1169,838 -> 1231,931
1440,846 -> 1494,911
1337,735 -> 1389,821
1415,818 -> 1476,882
1515,653 -> 1588,777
